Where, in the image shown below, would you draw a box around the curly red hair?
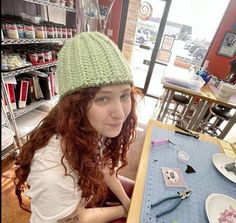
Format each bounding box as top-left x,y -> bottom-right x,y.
15,86 -> 138,211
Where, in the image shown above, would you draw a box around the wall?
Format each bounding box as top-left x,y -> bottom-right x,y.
206,0 -> 236,79
122,0 -> 141,63
99,0 -> 123,44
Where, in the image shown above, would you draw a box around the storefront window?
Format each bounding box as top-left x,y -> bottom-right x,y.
123,0 -> 230,97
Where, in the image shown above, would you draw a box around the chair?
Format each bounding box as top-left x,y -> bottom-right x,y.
199,106 -> 233,137
164,94 -> 191,126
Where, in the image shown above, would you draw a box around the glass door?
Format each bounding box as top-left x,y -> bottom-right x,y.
122,0 -> 171,97
146,0 -> 230,97
122,0 -> 230,98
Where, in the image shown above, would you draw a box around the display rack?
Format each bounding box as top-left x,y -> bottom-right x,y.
14,96 -> 58,118
2,61 -> 57,77
1,0 -> 75,160
2,38 -> 68,45
24,0 -> 76,12
1,91 -> 19,160
1,145 -> 18,160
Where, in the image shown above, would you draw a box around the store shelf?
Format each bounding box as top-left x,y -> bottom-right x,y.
2,122 -> 8,127
2,38 -> 68,45
24,0 -> 76,12
16,109 -> 48,137
2,61 -> 57,77
1,111 -> 7,126
13,95 -> 58,118
1,144 -> 18,160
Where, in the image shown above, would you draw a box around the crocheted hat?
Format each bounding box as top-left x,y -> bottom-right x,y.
56,32 -> 133,98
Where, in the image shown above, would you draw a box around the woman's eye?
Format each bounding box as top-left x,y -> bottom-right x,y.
121,93 -> 131,100
95,97 -> 109,103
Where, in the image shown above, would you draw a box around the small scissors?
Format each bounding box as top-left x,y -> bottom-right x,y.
151,189 -> 192,218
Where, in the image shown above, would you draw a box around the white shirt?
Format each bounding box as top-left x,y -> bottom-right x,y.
25,135 -> 82,223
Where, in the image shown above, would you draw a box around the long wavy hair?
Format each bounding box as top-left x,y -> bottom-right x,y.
14,86 -> 138,211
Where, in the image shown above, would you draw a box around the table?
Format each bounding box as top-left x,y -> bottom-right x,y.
157,83 -> 236,139
126,120 -> 236,223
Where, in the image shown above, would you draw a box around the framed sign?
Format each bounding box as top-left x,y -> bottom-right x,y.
161,35 -> 175,51
156,49 -> 172,63
217,32 -> 236,57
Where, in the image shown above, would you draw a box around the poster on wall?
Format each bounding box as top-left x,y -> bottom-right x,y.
217,32 -> 236,57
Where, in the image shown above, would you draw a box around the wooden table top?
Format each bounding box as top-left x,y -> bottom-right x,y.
163,83 -> 236,109
126,120 -> 235,223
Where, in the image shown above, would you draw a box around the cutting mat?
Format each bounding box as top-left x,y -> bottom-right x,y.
140,127 -> 236,223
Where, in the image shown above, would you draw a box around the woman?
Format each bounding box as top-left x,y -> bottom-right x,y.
15,32 -> 138,223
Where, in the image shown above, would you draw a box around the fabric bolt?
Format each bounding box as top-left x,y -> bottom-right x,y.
56,31 -> 133,98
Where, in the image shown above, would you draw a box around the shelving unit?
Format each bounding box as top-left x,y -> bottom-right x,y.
24,0 -> 76,12
2,38 -> 68,45
2,61 -> 57,77
14,95 -> 58,118
1,96 -> 18,160
1,0 -> 75,160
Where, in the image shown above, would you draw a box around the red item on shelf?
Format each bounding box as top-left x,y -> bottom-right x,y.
62,27 -> 67,38
18,80 -> 29,108
28,52 -> 38,63
47,26 -> 54,38
5,83 -> 17,110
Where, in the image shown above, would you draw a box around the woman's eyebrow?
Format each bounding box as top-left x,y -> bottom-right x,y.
97,88 -> 131,94
96,90 -> 112,94
122,88 -> 132,92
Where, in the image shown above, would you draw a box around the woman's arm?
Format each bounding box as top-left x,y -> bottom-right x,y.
102,167 -> 131,213
58,204 -> 126,223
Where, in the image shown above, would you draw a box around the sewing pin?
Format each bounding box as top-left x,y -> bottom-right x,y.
168,139 -> 175,145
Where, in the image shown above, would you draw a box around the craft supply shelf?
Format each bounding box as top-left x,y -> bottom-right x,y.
1,0 -> 75,160
2,38 -> 67,45
2,62 -> 57,77
13,95 -> 58,118
24,0 -> 76,12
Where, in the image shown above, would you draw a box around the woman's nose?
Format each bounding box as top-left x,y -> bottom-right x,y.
110,101 -> 125,119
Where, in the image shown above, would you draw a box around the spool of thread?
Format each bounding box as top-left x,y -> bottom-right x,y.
178,150 -> 189,162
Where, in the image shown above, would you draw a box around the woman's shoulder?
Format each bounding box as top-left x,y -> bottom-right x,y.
31,135 -> 63,171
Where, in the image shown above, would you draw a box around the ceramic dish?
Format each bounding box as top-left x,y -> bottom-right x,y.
205,193 -> 236,223
212,153 -> 236,183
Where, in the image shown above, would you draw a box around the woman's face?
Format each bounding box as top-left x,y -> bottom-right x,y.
87,84 -> 132,138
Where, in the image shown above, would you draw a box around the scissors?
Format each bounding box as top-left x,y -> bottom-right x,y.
175,124 -> 199,139
151,189 -> 192,218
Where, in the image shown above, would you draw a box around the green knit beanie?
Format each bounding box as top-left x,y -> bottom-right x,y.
56,31 -> 133,98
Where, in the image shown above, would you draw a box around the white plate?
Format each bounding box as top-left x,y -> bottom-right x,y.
212,153 -> 236,183
205,193 -> 236,223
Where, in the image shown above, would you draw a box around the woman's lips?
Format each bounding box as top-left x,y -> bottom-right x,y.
106,123 -> 122,128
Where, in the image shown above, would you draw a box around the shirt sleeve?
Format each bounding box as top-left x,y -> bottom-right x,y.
25,135 -> 82,222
